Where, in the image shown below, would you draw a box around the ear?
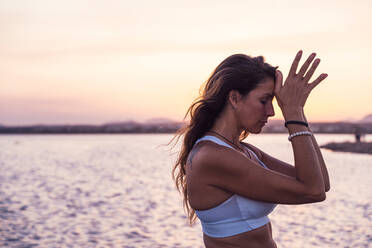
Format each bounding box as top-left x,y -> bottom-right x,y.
228,90 -> 242,109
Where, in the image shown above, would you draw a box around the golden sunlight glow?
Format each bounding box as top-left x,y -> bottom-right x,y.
0,0 -> 371,125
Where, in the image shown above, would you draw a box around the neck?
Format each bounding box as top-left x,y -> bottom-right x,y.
209,108 -> 242,145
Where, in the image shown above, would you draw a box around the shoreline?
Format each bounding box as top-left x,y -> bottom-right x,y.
320,141 -> 372,155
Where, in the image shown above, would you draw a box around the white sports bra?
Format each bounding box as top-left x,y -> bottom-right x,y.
192,135 -> 277,238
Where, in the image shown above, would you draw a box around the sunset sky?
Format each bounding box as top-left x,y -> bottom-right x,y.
1,0 -> 371,125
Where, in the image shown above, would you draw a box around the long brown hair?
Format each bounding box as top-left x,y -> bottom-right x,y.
171,54 -> 277,224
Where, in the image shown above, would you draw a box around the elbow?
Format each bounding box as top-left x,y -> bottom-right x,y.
325,184 -> 330,192
305,191 -> 326,203
317,192 -> 326,202
303,185 -> 327,202
325,179 -> 331,192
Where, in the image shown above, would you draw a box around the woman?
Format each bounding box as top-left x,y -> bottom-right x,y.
172,50 -> 330,248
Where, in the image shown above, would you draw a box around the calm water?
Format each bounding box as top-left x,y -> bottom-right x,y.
0,134 -> 371,248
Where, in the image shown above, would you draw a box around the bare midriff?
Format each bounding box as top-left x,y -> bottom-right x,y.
203,222 -> 277,248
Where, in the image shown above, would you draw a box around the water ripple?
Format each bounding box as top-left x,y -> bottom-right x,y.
0,134 -> 371,247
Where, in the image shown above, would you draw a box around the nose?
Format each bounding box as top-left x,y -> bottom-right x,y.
266,101 -> 275,117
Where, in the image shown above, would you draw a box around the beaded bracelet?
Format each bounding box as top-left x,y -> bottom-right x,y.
284,120 -> 309,128
288,131 -> 312,141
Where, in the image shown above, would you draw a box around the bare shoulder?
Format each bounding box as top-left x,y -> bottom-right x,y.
187,140 -> 230,170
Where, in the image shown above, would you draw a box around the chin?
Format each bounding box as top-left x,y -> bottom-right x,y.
245,127 -> 262,134
251,129 -> 262,134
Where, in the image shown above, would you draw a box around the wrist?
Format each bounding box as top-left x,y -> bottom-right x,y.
285,120 -> 308,128
282,108 -> 305,121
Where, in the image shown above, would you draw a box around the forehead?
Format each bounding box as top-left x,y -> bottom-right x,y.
249,78 -> 275,96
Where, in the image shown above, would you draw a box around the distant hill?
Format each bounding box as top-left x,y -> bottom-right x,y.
0,121 -> 184,134
359,114 -> 372,123
342,114 -> 372,123
144,118 -> 179,124
1,116 -> 372,134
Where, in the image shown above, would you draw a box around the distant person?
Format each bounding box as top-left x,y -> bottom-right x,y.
353,127 -> 365,143
172,51 -> 330,247
355,132 -> 361,143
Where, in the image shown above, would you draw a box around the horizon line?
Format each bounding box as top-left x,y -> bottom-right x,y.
1,117 -> 372,127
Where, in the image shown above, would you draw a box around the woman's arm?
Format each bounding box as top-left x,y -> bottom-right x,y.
242,142 -> 296,177
282,110 -> 326,200
192,138 -> 325,205
245,113 -> 330,192
297,109 -> 330,192
308,129 -> 330,192
304,118 -> 330,192
274,50 -> 328,197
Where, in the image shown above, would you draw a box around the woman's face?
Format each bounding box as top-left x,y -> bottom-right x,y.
236,78 -> 275,133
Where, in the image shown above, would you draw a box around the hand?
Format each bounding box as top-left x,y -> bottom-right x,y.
274,51 -> 328,119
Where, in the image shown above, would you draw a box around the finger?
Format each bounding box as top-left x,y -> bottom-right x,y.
303,58 -> 321,82
288,50 -> 302,77
298,52 -> 316,78
308,73 -> 328,90
274,70 -> 283,93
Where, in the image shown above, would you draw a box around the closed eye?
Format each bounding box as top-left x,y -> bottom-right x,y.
260,96 -> 274,105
